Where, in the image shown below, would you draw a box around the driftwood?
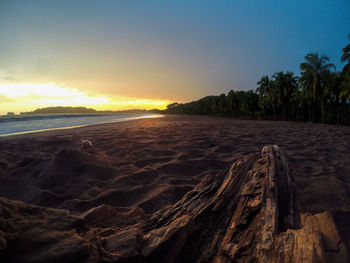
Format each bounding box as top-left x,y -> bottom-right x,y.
0,145 -> 347,262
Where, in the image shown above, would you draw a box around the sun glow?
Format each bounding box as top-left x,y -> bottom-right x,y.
0,83 -> 171,114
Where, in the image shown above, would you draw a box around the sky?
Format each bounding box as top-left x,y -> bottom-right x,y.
0,0 -> 349,114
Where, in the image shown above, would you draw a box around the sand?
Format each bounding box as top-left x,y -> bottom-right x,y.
0,115 -> 350,243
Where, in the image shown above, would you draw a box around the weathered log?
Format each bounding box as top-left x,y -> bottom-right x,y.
0,145 -> 347,262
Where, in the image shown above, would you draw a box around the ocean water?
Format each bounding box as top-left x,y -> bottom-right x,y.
0,113 -> 162,136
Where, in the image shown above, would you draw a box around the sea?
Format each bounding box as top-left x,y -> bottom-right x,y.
0,113 -> 163,136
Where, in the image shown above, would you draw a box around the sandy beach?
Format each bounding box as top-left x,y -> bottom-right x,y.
1,114 -> 350,257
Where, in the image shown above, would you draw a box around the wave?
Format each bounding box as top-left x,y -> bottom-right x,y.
0,114 -> 163,136
0,114 -> 110,123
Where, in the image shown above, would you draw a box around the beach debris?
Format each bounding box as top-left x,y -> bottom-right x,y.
80,139 -> 93,149
0,145 -> 347,263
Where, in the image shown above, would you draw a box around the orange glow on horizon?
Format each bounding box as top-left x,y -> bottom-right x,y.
0,83 -> 171,114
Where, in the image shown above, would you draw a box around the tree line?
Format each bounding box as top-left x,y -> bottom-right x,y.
164,35 -> 350,125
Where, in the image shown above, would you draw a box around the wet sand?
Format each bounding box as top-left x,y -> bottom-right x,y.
1,115 -> 350,244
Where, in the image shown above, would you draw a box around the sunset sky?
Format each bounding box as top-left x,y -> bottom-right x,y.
0,0 -> 349,114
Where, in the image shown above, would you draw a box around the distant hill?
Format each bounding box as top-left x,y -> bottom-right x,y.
20,106 -> 162,115
20,106 -> 97,115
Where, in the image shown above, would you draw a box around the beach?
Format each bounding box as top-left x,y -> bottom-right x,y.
1,115 -> 350,257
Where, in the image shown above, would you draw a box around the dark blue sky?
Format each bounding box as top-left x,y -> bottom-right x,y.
0,0 -> 349,102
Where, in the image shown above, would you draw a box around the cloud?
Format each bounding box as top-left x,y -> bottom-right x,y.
0,83 -> 171,114
3,76 -> 19,83
0,94 -> 14,102
0,83 -> 110,104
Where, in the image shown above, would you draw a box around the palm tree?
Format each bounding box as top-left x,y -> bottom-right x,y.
340,35 -> 350,101
226,90 -> 238,116
341,34 -> 350,71
257,75 -> 276,118
340,73 -> 350,100
300,52 -> 335,122
290,87 -> 302,121
272,72 -> 286,117
272,71 -> 298,119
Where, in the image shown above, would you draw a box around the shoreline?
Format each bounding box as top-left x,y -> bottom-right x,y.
0,114 -> 163,137
2,112 -> 348,139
